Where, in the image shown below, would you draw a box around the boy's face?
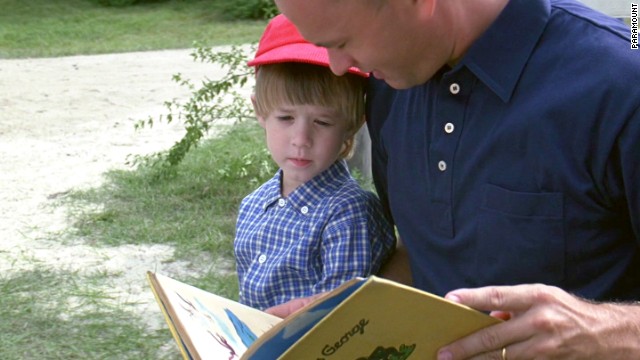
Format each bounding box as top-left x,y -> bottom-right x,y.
258,103 -> 349,196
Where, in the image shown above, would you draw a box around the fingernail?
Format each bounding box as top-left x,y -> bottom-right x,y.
438,349 -> 453,360
446,294 -> 461,303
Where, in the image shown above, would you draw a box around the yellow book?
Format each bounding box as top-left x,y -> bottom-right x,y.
147,272 -> 500,360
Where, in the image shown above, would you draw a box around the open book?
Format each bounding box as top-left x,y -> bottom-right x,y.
147,272 -> 500,360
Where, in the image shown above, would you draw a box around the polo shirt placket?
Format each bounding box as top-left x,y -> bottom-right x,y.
428,68 -> 475,238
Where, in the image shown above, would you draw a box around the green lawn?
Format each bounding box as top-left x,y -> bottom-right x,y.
0,0 -> 267,58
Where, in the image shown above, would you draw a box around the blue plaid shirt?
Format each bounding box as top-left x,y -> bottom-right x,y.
234,159 -> 395,310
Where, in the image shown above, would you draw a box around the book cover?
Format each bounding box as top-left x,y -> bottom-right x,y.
147,272 -> 500,360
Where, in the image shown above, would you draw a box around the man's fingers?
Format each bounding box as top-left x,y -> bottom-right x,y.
446,284 -> 549,313
440,284 -> 573,359
438,312 -> 533,360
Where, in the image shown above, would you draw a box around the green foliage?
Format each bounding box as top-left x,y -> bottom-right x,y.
214,0 -> 279,20
132,44 -> 257,177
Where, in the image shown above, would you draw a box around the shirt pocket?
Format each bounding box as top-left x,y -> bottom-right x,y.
475,183 -> 565,286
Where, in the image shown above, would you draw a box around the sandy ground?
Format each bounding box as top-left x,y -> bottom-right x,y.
0,47 -> 249,328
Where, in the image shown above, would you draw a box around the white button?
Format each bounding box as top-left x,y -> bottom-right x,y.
278,198 -> 286,207
438,161 -> 447,171
444,123 -> 455,133
449,83 -> 460,94
301,206 -> 309,214
258,254 -> 267,263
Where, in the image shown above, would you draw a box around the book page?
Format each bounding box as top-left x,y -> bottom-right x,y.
148,272 -> 281,360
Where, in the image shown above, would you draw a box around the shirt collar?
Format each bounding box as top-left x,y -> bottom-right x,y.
261,173 -> 283,211
262,159 -> 352,213
454,0 -> 550,102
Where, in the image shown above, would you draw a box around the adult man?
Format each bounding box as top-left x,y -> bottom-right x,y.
273,0 -> 640,359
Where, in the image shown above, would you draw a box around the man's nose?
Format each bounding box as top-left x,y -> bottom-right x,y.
327,49 -> 354,76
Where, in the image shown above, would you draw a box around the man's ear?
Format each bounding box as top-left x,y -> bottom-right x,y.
251,94 -> 266,128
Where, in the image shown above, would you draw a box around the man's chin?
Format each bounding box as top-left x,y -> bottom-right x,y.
383,79 -> 416,90
372,72 -> 411,89
371,70 -> 384,80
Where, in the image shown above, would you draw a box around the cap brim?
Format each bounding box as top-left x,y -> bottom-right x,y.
247,43 -> 368,77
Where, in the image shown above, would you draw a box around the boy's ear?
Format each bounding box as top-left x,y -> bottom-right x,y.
251,94 -> 266,128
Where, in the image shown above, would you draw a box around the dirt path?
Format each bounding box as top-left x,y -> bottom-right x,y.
0,48 -> 243,327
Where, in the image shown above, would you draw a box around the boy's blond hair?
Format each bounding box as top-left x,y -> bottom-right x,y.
253,62 -> 366,159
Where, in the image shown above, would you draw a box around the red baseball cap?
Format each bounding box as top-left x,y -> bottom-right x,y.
247,14 -> 368,77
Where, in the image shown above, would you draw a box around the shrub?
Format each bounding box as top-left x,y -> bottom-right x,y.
131,43 -> 257,177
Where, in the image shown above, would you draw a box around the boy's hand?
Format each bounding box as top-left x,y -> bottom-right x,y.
265,292 -> 327,318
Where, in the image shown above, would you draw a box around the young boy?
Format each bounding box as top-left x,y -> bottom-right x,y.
234,14 -> 396,311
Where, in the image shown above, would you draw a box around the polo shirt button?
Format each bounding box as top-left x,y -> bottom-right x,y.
444,122 -> 455,133
438,160 -> 447,171
449,83 -> 460,95
258,254 -> 267,263
301,206 -> 309,214
278,198 -> 286,207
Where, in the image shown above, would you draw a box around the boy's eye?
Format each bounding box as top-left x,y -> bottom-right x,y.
276,115 -> 294,121
314,119 -> 332,127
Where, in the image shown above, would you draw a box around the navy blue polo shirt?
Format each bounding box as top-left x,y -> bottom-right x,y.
367,0 -> 640,301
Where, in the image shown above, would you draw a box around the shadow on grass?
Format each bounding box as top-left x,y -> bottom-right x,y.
0,269 -> 180,359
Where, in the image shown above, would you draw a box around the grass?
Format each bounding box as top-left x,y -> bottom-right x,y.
3,120 -> 275,359
45,122 -> 276,359
66,121 -> 275,277
0,270 -> 177,359
0,0 -> 267,58
1,1 -> 271,358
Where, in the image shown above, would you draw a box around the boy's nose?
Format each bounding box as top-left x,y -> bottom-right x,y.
291,122 -> 312,148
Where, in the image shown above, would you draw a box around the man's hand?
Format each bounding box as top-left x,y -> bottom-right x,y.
265,292 -> 327,318
436,284 -> 640,359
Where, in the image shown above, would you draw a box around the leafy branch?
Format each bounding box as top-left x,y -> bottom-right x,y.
130,43 -> 257,177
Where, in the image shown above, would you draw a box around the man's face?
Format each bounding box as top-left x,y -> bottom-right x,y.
276,0 -> 450,89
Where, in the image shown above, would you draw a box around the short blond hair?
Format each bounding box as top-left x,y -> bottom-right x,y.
253,62 -> 366,158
